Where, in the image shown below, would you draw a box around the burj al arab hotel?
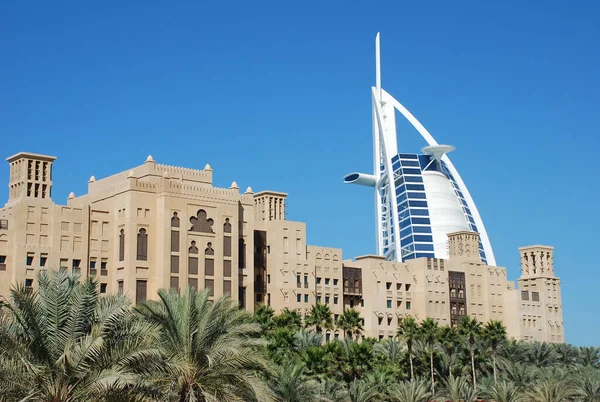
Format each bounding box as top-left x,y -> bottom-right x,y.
344,34 -> 496,265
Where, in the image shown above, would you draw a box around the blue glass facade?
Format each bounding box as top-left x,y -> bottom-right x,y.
383,153 -> 488,263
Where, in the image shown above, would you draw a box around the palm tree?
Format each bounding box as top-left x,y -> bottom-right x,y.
458,315 -> 482,396
389,379 -> 432,402
0,269 -> 161,401
579,346 -> 600,369
273,307 -> 303,330
271,362 -> 323,402
439,376 -> 477,402
484,380 -> 525,402
337,308 -> 363,340
483,320 -> 507,385
373,338 -> 405,366
439,325 -> 460,380
525,379 -> 574,402
254,302 -> 275,332
420,317 -> 439,393
575,369 -> 600,402
305,302 -> 333,334
270,362 -> 321,402
347,379 -> 380,402
316,380 -> 349,402
397,316 -> 421,381
136,287 -> 275,401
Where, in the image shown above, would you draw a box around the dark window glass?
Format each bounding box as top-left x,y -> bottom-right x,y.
411,217 -> 431,225
402,168 -> 422,175
118,280 -> 123,294
405,176 -> 423,183
119,229 -> 125,262
406,184 -> 425,191
137,229 -> 148,261
171,212 -> 180,227
413,235 -> 433,242
407,192 -> 427,199
415,243 -> 434,251
223,236 -> 232,257
413,226 -> 432,233
521,291 -> 529,301
205,279 -> 214,296
400,217 -> 411,230
297,294 -> 301,302
532,292 -> 540,302
223,280 -> 231,295
100,283 -> 107,294
189,278 -> 198,291
409,200 -> 428,208
468,216 -> 476,224
171,230 -> 179,252
40,256 -> 47,267
170,276 -> 179,290
399,153 -> 418,159
400,226 -> 412,238
26,255 -> 33,266
205,258 -> 214,276
135,280 -> 147,304
401,236 -> 413,247
90,260 -> 96,269
189,257 -> 198,275
401,160 -> 420,167
410,209 -> 429,216
223,260 -> 232,277
304,294 -> 308,303
170,255 -> 179,273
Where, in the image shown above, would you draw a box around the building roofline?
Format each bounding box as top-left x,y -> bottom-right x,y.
254,190 -> 288,197
6,152 -> 57,163
518,245 -> 554,251
355,254 -> 387,261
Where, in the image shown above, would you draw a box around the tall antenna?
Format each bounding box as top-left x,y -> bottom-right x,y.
375,32 -> 381,101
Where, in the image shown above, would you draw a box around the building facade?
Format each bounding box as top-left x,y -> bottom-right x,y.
0,152 -> 564,343
343,34 -> 495,264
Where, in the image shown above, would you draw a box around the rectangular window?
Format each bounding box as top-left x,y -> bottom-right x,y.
170,230 -> 179,252
360,299 -> 364,307
0,255 -> 6,271
406,301 -> 412,310
297,294 -> 302,303
26,253 -> 34,266
205,258 -> 215,276
25,278 -> 33,289
118,280 -> 124,294
205,279 -> 214,296
401,160 -> 420,167
333,279 -> 338,285
304,274 -> 309,288
325,278 -> 330,285
532,292 -> 540,302
411,217 -> 431,225
402,168 -> 422,175
304,294 -> 309,303
223,260 -> 232,277
189,278 -> 198,291
334,296 -> 338,304
170,276 -> 179,290
256,293 -> 262,302
297,275 -> 301,288
224,280 -> 232,295
387,299 -> 392,308
100,283 -> 107,294
386,282 -> 392,290
316,277 -> 322,284
404,176 -> 423,183
224,236 -> 232,257
413,226 -> 432,233
189,256 -> 198,275
521,290 -> 529,301
267,274 -> 270,284
325,295 -> 330,304
406,184 -> 425,191
407,192 -> 427,199
170,255 -> 179,273
40,254 -> 48,267
136,280 -> 147,304
90,259 -> 96,269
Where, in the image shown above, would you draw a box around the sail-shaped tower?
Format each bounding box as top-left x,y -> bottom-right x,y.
344,33 -> 496,265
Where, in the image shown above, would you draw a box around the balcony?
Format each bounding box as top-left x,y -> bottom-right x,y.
343,287 -> 362,296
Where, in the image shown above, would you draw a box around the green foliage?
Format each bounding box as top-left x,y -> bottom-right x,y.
2,270 -> 599,402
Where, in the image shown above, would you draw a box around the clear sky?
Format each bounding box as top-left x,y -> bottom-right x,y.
1,1 -> 598,346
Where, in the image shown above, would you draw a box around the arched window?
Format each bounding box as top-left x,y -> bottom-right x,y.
137,229 -> 148,261
171,212 -> 180,228
205,242 -> 214,276
223,217 -> 232,233
189,241 -> 199,275
119,229 -> 125,261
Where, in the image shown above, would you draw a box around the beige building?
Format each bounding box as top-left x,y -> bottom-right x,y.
0,152 -> 564,343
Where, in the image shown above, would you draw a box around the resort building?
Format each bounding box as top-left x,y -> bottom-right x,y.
0,152 -> 564,343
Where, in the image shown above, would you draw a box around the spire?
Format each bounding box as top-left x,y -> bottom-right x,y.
376,32 -> 381,101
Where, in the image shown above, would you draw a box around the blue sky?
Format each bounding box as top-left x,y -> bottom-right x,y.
1,1 -> 598,345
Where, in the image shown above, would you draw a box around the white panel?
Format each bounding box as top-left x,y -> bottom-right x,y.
422,171 -> 470,259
